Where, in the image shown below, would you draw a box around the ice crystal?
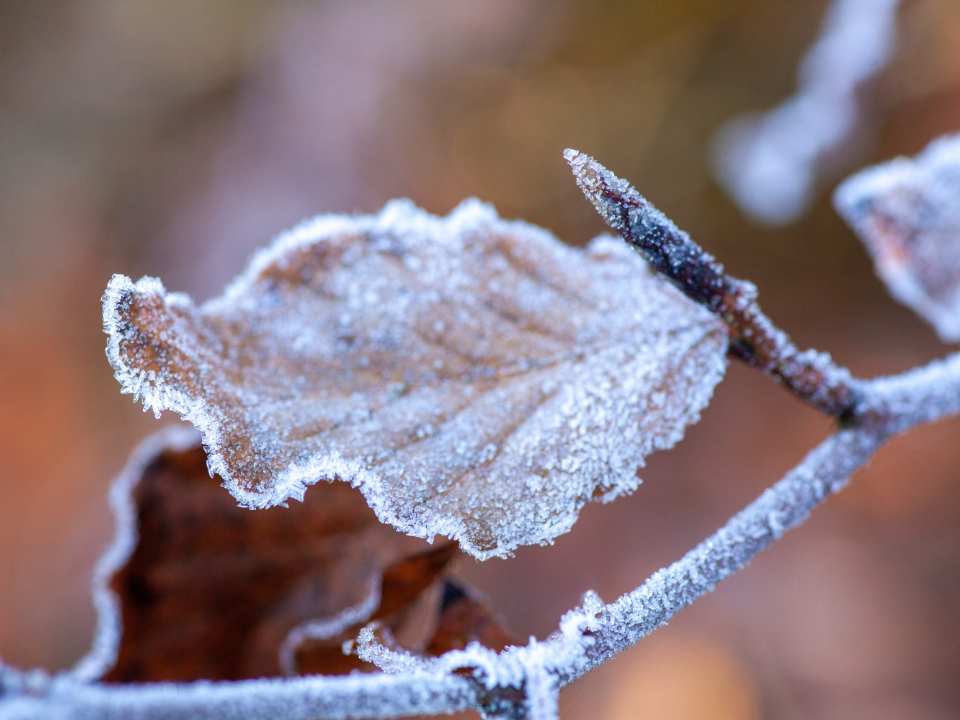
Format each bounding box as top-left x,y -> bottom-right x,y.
103,199 -> 727,559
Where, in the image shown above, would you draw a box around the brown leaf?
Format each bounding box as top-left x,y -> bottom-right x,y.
103,200 -> 728,559
424,581 -> 517,656
292,541 -> 457,675
94,431 -> 449,682
835,133 -> 960,342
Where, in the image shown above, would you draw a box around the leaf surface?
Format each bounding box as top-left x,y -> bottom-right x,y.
103,199 -> 728,558
835,133 -> 960,342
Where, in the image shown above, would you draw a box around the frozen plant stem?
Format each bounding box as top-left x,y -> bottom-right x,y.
2,353 -> 959,720
565,148 -> 862,420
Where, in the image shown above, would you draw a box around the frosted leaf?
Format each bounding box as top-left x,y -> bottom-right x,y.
834,134 -> 960,341
103,198 -> 728,559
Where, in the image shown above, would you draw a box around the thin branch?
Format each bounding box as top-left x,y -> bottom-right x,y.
560,427 -> 885,683
863,350 -> 960,430
3,352 -> 958,720
0,672 -> 480,720
565,148 -> 863,420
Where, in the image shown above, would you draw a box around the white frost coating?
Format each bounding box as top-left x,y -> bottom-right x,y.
835,133 -> 960,341
278,578 -> 382,676
359,593 -> 602,715
0,661 -> 19,694
867,350 -> 960,432
521,645 -> 559,720
69,426 -> 201,683
0,671 -> 480,720
713,0 -> 901,225
103,198 -> 728,559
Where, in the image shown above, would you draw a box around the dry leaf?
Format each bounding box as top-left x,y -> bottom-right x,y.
89,430 -> 448,682
835,133 -> 960,342
103,199 -> 728,559
291,541 -> 458,675
424,581 -> 516,656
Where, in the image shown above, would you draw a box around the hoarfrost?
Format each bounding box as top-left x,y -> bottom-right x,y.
103,198 -> 727,559
834,133 -> 960,341
713,0 -> 901,225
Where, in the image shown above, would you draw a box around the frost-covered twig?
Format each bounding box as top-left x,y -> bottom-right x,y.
561,427 -> 884,682
566,149 -> 861,419
0,671 -> 480,720
862,350 -> 960,431
5,151 -> 960,719
3,351 -> 958,720
712,0 -> 902,225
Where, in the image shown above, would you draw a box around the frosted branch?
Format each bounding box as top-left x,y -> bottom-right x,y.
0,672 -> 480,720
559,427 -> 884,682
864,351 -> 960,430
4,350 -> 958,719
712,0 -> 902,225
565,149 -> 861,419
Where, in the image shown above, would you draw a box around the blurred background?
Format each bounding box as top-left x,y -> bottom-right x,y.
2,1 -> 960,718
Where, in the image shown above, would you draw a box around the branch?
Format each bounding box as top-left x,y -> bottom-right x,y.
4,352 -> 958,720
565,149 -> 862,420
0,672 -> 480,720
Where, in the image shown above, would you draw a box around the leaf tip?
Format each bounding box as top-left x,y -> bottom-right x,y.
564,150 -> 632,233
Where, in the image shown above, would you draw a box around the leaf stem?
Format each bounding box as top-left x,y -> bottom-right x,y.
565,149 -> 863,420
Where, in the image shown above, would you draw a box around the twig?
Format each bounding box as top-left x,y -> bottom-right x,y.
3,351 -> 958,720
565,149 -> 863,420
711,0 -> 902,225
0,672 -> 480,720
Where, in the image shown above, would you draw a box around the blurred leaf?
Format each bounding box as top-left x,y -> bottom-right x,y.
290,541 -> 458,676
424,581 -> 516,656
103,199 -> 727,559
835,133 -> 960,342
103,435 -> 447,682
